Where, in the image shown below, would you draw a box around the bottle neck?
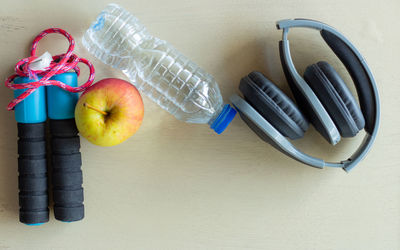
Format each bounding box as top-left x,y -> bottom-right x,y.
209,104 -> 237,134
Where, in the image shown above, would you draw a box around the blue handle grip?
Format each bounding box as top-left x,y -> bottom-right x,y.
13,72 -> 78,122
13,77 -> 47,124
47,72 -> 78,120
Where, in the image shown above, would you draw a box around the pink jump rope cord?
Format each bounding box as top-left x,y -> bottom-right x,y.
5,28 -> 95,111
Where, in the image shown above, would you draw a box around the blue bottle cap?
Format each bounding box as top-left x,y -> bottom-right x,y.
210,104 -> 237,134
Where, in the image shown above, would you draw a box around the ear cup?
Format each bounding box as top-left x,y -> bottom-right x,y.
239,71 -> 308,139
304,61 -> 365,137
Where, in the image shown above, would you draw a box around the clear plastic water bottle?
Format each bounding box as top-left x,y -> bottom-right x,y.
82,3 -> 236,134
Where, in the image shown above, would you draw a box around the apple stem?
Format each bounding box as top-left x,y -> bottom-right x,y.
83,103 -> 108,116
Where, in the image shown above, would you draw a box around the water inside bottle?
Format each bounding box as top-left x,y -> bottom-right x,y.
83,3 -> 235,131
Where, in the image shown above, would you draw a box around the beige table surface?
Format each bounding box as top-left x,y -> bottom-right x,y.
0,0 -> 399,249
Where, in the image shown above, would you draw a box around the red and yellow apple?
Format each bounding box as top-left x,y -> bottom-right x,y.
75,78 -> 144,146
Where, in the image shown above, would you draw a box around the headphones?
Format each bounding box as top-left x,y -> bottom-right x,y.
230,19 -> 380,172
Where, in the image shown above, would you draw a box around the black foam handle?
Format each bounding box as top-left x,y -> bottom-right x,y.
17,122 -> 49,225
50,119 -> 84,222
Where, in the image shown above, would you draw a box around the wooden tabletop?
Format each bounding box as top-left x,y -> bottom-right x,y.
0,0 -> 399,249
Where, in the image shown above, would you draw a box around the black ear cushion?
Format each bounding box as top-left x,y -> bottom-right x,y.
304,61 -> 365,137
321,30 -> 376,134
239,71 -> 308,139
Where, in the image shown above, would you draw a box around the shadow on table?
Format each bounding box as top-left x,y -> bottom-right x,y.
0,75 -> 20,221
